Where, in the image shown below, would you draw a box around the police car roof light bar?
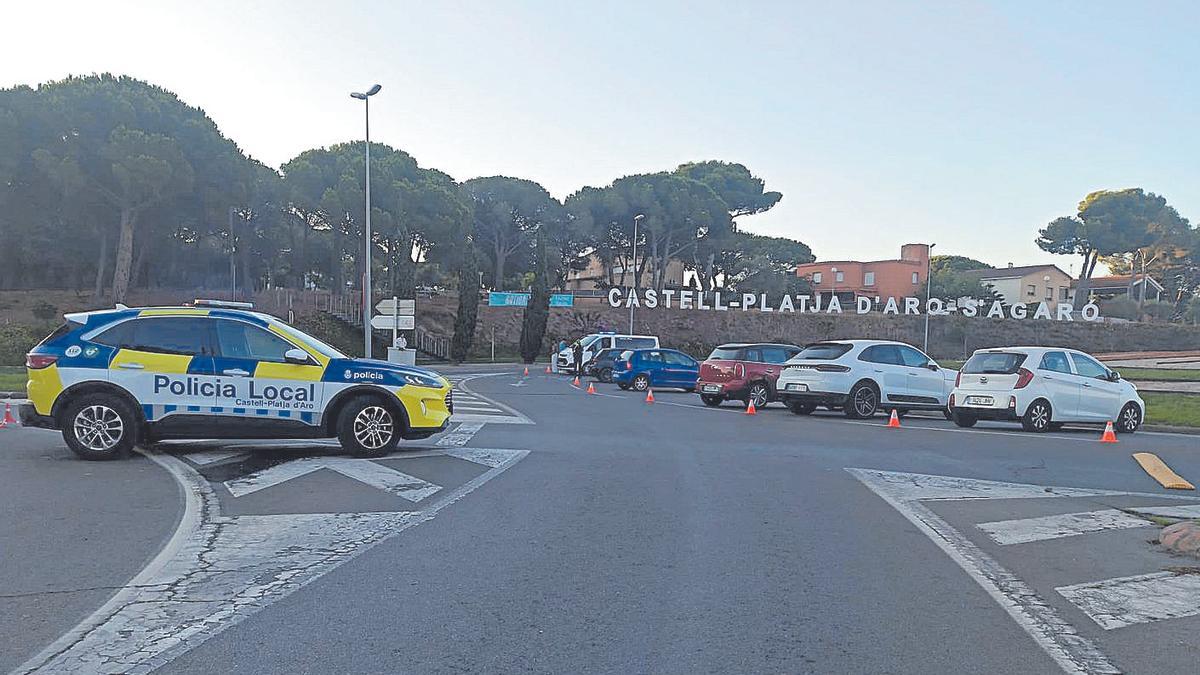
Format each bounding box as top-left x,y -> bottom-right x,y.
192,299 -> 255,310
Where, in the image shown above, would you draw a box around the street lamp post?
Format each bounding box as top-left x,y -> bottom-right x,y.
351,84 -> 382,358
923,243 -> 936,353
630,214 -> 644,333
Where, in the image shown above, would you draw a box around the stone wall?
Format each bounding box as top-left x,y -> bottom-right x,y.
417,296 -> 1200,361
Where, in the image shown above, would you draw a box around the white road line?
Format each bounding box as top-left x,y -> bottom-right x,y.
1057,571 -> 1200,630
849,468 -> 1125,675
223,457 -> 441,501
1129,504 -> 1200,519
13,447 -> 528,675
436,421 -> 485,447
978,510 -> 1154,546
179,449 -> 250,465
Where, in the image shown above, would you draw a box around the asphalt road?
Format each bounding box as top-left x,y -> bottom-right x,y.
3,366 -> 1200,674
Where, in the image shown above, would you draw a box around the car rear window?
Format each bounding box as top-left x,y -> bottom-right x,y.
38,322 -> 75,346
796,343 -> 852,360
616,337 -> 656,349
707,347 -> 743,360
962,352 -> 1028,374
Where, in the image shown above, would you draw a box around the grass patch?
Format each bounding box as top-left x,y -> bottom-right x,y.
1142,392 -> 1200,428
939,360 -> 964,370
0,366 -> 25,392
1116,367 -> 1200,382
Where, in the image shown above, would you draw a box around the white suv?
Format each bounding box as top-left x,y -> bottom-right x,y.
775,340 -> 957,418
949,347 -> 1145,433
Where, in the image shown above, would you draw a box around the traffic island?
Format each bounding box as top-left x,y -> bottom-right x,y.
1160,522 -> 1200,558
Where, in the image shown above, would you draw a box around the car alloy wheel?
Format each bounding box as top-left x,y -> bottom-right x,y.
748,383 -> 769,408
352,405 -> 394,450
633,374 -> 650,391
849,384 -> 878,418
73,404 -> 124,452
1118,403 -> 1141,433
1023,400 -> 1051,432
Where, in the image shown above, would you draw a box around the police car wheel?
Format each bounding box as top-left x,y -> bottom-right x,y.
337,396 -> 400,458
61,394 -> 137,461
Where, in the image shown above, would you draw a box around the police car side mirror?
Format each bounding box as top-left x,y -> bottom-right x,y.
284,348 -> 310,365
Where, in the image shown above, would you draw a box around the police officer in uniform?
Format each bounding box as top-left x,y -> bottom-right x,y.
573,340 -> 584,377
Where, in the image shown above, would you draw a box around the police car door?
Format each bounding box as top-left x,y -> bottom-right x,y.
101,316 -> 218,419
212,319 -> 325,425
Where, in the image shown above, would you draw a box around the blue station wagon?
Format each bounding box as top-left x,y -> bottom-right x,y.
612,348 -> 700,392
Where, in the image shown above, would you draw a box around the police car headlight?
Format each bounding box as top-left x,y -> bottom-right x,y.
403,373 -> 443,388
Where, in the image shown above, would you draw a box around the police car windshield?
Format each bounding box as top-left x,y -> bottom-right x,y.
271,320 -> 346,359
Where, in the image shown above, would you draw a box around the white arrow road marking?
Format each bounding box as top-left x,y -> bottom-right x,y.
223,457 -> 441,501
847,468 -> 1200,675
14,447 -> 528,675
978,510 -> 1156,546
1057,571 -> 1200,630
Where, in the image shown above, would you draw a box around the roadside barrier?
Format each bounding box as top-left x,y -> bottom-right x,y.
745,400 -> 757,415
1100,421 -> 1118,443
886,409 -> 901,428
645,389 -> 655,403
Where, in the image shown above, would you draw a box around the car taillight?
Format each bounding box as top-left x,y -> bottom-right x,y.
735,363 -> 745,378
626,361 -> 633,370
955,371 -> 962,387
949,393 -> 955,407
26,353 -> 57,369
815,364 -> 851,373
1014,367 -> 1034,389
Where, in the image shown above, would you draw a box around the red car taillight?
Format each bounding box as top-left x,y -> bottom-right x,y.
955,371 -> 962,387
949,393 -> 955,407
26,353 -> 57,369
734,363 -> 745,379
1014,367 -> 1034,389
815,364 -> 851,373
626,360 -> 633,370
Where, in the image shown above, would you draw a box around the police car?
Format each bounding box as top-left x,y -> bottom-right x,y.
19,300 -> 453,460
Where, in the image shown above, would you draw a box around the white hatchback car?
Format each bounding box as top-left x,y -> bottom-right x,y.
949,347 -> 1145,433
775,340 -> 958,418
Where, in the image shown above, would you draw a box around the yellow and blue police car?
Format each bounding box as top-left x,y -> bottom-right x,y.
19,300 -> 453,460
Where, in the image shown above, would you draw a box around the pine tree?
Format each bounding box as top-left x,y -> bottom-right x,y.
450,244 -> 480,363
519,227 -> 551,364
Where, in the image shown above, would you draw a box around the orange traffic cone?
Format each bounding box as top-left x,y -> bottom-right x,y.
1100,420 -> 1118,443
645,389 -> 655,403
746,400 -> 757,415
523,366 -> 529,377
886,409 -> 901,428
1,403 -> 14,426
572,375 -> 580,387
545,365 -> 552,374
586,382 -> 596,394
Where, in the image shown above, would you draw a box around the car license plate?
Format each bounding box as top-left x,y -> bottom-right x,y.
966,395 -> 993,405
702,384 -> 721,393
786,383 -> 808,392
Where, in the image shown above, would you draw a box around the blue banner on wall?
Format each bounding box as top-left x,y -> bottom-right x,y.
488,292 -> 574,307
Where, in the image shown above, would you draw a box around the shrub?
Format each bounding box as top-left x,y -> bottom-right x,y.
0,323 -> 54,366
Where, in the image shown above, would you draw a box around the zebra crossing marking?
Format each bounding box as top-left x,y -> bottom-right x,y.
978,509 -> 1156,546
1057,571 -> 1200,630
849,468 -> 1200,674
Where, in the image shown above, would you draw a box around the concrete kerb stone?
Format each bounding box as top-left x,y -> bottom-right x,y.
1160,522 -> 1200,558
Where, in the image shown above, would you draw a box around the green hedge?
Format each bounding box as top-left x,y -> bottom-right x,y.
0,323 -> 55,366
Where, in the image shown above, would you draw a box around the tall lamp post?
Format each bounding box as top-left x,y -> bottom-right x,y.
923,243 -> 936,353
630,214 -> 644,333
351,84 -> 382,358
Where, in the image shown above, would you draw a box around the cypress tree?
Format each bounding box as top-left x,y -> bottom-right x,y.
519,227 -> 551,364
450,244 -> 480,363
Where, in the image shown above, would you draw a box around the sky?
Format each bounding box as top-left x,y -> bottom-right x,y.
4,0 -> 1198,274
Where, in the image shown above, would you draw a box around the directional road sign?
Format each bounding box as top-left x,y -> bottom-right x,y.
370,314 -> 415,330
375,298 -> 415,315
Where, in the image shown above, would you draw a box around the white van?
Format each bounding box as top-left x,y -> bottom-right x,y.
556,333 -> 659,370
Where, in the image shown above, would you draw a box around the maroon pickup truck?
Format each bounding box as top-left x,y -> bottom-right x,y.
696,343 -> 802,408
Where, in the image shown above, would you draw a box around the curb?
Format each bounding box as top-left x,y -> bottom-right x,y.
1142,424 -> 1200,436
